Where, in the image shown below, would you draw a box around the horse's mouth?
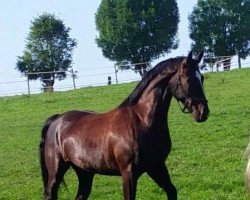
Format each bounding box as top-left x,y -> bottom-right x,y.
192,104 -> 209,123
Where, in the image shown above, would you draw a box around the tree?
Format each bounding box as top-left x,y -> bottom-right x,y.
95,0 -> 179,77
189,0 -> 250,70
16,13 -> 77,92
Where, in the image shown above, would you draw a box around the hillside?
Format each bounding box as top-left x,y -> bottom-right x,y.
0,68 -> 249,199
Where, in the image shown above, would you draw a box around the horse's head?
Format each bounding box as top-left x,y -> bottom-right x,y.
169,51 -> 209,122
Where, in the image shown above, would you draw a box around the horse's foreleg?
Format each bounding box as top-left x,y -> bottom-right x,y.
73,167 -> 94,200
121,164 -> 138,200
147,163 -> 177,200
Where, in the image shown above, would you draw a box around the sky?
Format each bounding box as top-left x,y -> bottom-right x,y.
0,0 -> 247,96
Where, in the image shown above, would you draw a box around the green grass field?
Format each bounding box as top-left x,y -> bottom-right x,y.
0,68 -> 249,200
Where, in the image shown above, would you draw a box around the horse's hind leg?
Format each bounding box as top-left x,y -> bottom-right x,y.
147,162 -> 177,200
73,167 -> 94,200
44,155 -> 70,200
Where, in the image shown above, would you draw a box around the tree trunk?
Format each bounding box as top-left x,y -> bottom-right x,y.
238,54 -> 241,69
43,79 -> 54,92
135,63 -> 148,78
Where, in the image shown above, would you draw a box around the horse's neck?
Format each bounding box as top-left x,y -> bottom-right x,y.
134,74 -> 173,127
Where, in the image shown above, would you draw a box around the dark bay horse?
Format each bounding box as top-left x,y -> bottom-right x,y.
39,51 -> 209,200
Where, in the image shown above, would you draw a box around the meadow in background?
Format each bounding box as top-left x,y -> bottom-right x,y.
0,68 -> 249,199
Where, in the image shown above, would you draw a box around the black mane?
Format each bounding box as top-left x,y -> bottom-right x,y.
118,56 -> 185,108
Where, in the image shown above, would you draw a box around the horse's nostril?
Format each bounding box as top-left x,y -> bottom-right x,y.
200,105 -> 209,121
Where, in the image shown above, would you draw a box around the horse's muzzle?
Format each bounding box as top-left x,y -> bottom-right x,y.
192,101 -> 209,122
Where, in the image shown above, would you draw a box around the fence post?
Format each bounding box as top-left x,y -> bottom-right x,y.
114,64 -> 118,84
27,73 -> 30,95
71,69 -> 76,90
108,76 -> 112,85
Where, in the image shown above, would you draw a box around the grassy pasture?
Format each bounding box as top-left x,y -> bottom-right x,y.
0,68 -> 249,200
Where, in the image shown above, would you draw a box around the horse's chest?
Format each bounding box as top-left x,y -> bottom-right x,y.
137,132 -> 171,164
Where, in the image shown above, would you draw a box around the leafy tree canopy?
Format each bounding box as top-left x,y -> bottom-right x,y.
16,13 -> 77,91
95,0 -> 179,76
189,0 -> 250,60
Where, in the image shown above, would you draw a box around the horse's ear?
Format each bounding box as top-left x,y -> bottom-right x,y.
187,50 -> 193,62
197,51 -> 204,63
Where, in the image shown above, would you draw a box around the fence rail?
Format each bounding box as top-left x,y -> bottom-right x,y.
0,62 -> 148,96
0,58 -> 249,97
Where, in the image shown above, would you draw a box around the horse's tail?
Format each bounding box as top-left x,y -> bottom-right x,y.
39,114 -> 60,190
